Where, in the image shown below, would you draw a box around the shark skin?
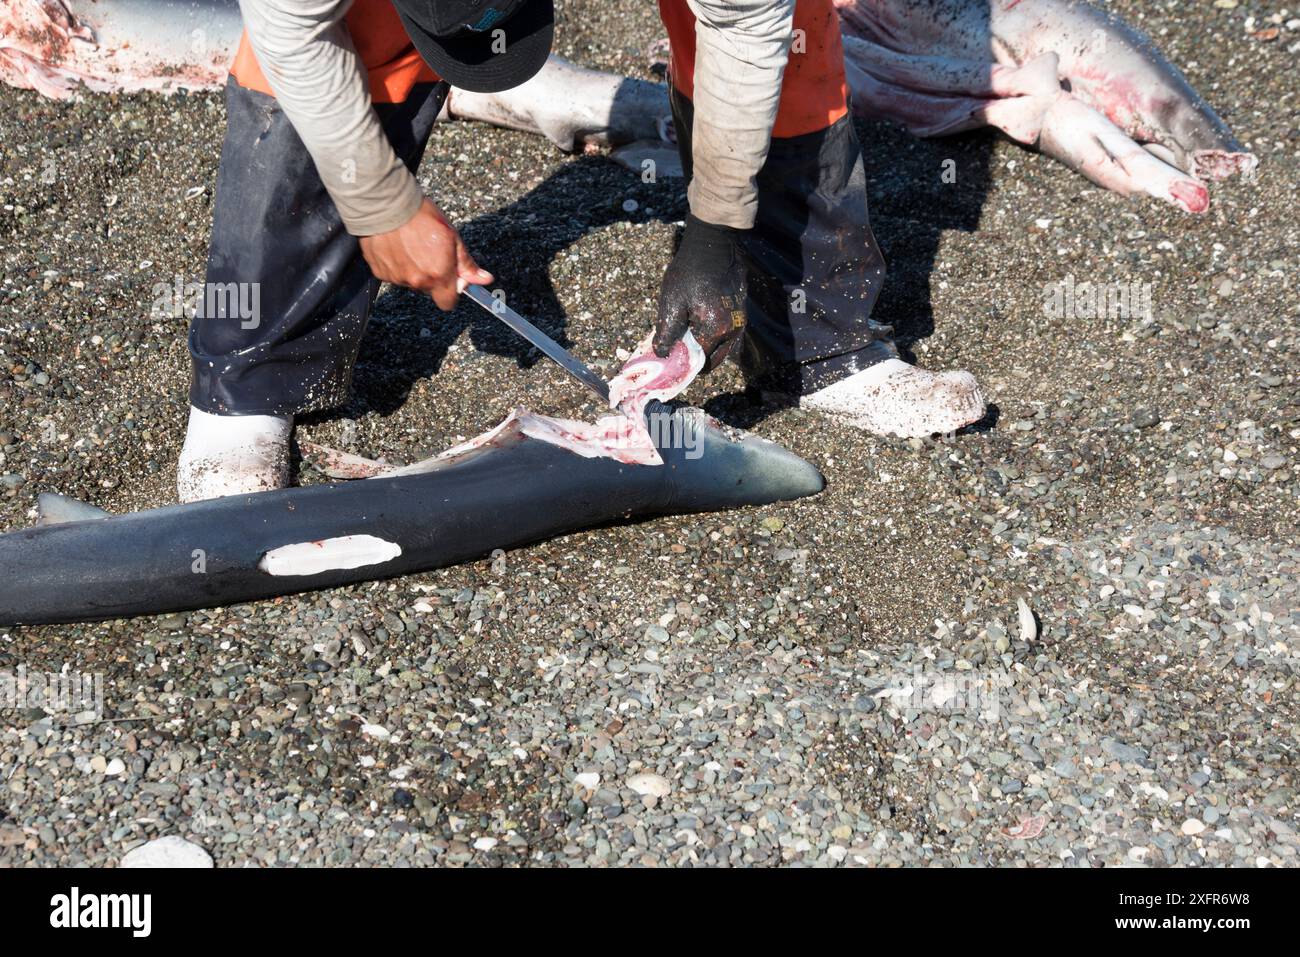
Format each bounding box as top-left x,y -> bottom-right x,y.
0,0 -> 1254,209
0,0 -> 241,97
0,403 -> 824,627
0,0 -> 672,152
835,0 -> 1256,211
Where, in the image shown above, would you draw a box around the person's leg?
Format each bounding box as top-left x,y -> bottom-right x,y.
749,104 -> 985,437
659,0 -> 985,437
187,78 -> 446,419
668,89 -> 897,384
179,17 -> 446,501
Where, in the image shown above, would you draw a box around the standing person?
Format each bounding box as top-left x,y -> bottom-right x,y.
179,0 -> 546,501
651,0 -> 986,437
179,0 -> 984,504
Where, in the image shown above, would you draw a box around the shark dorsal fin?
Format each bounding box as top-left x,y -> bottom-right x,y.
36,492 -> 110,526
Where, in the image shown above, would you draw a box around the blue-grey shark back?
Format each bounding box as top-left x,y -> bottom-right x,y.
0,405 -> 823,626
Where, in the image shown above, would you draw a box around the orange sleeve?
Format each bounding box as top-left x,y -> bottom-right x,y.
231,0 -> 438,104
658,0 -> 848,138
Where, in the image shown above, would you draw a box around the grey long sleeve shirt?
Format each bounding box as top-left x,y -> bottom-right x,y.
683,0 -> 795,230
237,0 -> 795,235
237,0 -> 423,236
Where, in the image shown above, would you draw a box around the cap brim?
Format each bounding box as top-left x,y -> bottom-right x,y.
398,1 -> 554,94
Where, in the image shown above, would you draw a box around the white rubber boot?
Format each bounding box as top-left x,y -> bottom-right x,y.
176,406 -> 293,503
802,358 -> 986,438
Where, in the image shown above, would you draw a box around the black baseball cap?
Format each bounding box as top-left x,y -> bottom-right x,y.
393,0 -> 555,94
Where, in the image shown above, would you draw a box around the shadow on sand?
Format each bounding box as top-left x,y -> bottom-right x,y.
332,114 -> 997,431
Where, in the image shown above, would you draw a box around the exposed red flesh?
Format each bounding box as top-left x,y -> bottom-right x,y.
303,332 -> 707,478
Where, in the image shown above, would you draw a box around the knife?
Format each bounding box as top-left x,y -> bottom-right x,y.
464,284 -> 610,404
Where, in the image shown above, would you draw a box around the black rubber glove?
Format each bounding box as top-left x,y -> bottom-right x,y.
653,214 -> 748,371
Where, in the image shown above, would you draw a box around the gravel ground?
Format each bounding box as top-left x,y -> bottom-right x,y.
0,0 -> 1296,867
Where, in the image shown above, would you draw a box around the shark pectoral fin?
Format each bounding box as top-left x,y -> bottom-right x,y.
298,441 -> 397,480
1142,142 -> 1178,166
611,140 -> 684,178
977,92 -> 1056,145
1010,53 -> 1061,100
36,492 -> 110,526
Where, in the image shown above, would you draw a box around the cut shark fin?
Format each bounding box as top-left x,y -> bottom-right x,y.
36,492 -> 110,526
611,140 -> 684,178
298,442 -> 397,480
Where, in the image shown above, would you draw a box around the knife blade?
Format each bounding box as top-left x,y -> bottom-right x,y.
464,284 -> 610,404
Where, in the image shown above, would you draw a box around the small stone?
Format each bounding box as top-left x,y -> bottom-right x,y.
120,836 -> 213,868
1102,737 -> 1149,765
627,773 -> 671,798
1016,597 -> 1038,643
1181,818 -> 1206,835
1133,409 -> 1160,429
